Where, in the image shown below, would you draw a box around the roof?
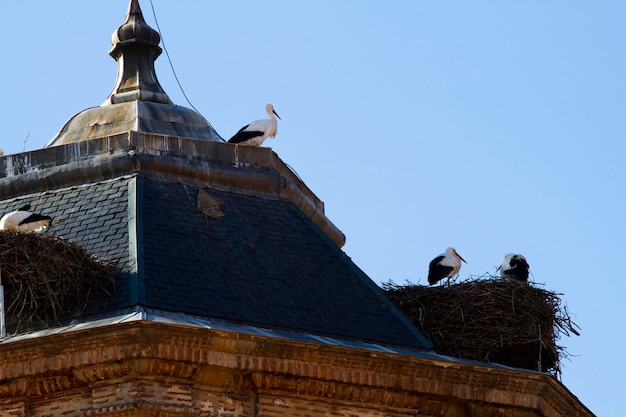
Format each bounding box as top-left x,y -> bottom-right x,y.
138,177 -> 428,348
45,0 -> 222,146
0,145 -> 431,350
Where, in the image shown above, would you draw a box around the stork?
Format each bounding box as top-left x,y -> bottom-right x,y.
497,253 -> 529,282
0,204 -> 53,233
428,247 -> 467,285
228,103 -> 281,147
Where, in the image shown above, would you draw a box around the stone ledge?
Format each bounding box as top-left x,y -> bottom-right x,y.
0,132 -> 345,247
0,321 -> 593,417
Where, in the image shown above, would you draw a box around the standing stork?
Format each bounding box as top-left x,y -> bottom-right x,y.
497,253 -> 530,282
0,204 -> 53,233
428,247 -> 467,285
228,103 -> 281,147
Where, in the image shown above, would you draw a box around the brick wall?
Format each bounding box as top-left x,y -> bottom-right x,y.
0,321 -> 592,417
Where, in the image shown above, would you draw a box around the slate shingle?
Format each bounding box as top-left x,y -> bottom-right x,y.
0,174 -> 429,350
0,178 -> 133,312
137,177 -> 428,349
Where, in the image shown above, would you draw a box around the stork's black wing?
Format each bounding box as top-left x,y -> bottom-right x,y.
228,124 -> 263,144
428,255 -> 453,285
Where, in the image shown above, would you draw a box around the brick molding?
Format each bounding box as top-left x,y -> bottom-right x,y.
0,321 -> 591,417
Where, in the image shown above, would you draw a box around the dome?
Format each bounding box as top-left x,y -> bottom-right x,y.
46,0 -> 222,147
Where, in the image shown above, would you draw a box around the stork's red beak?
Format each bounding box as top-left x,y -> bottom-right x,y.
456,251 -> 467,263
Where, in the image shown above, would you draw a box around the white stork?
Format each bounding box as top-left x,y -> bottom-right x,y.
428,247 -> 467,285
228,103 -> 281,147
497,253 -> 530,282
0,204 -> 53,233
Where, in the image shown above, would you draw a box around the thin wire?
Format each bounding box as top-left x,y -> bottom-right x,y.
147,0 -> 223,140
22,131 -> 30,152
285,163 -> 304,183
147,0 -> 197,113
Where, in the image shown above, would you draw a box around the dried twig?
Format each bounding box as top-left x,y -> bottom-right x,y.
0,231 -> 117,334
382,277 -> 580,377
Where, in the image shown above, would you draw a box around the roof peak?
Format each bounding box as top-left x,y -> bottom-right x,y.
104,0 -> 172,105
45,0 -> 223,147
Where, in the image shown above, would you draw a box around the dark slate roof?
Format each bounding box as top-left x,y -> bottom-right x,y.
0,178 -> 130,269
0,174 -> 430,350
0,178 -> 134,312
137,177 -> 428,349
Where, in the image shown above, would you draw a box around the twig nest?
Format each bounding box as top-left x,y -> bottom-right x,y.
0,231 -> 116,334
383,278 -> 579,376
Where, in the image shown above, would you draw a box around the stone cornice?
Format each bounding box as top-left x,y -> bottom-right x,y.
0,321 -> 592,417
0,132 -> 345,247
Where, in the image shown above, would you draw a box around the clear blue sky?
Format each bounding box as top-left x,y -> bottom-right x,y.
2,2 -> 624,415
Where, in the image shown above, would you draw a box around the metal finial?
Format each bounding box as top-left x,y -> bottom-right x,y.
103,0 -> 172,105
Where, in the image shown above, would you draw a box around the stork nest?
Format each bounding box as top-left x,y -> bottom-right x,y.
0,231 -> 117,334
382,277 -> 580,376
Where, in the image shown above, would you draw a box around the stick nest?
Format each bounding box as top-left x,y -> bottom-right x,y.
0,231 -> 117,334
382,277 -> 580,376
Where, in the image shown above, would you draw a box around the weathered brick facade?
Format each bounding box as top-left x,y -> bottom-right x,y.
0,322 -> 592,417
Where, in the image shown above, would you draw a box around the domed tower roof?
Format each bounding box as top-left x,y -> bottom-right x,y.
46,0 -> 222,147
